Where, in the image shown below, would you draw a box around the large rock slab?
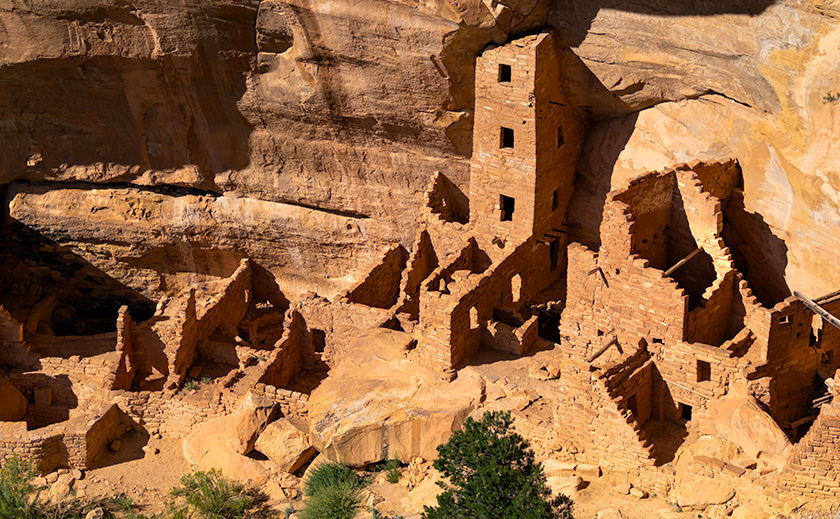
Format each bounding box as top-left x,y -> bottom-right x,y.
254,417 -> 317,473
710,392 -> 793,469
308,333 -> 485,466
183,391 -> 278,481
674,436 -> 741,509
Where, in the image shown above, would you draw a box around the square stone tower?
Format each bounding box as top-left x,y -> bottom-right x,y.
469,31 -> 580,257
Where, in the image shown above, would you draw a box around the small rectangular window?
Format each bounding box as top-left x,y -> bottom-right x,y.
498,64 -> 511,83
552,188 -> 560,210
680,403 -> 693,421
697,360 -> 711,382
780,315 -> 790,325
500,127 -> 514,149
549,240 -> 559,271
500,195 -> 515,222
557,125 -> 565,148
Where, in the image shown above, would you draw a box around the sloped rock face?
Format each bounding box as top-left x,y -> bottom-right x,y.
307,334 -> 486,466
565,1 -> 840,296
2,0 -> 840,298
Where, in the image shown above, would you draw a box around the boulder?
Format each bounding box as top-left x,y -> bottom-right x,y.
229,392 -> 279,454
308,337 -> 485,466
254,417 -> 317,473
674,436 -> 740,509
542,459 -> 576,477
576,463 -> 601,479
84,509 -> 105,519
48,473 -> 75,502
613,482 -> 631,495
596,509 -> 623,519
183,391 -> 278,481
546,475 -> 583,497
0,375 -> 27,422
710,392 -> 792,470
732,504 -> 770,519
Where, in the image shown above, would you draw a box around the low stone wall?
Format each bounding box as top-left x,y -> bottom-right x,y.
110,389 -> 230,438
250,384 -> 308,420
0,403 -> 128,472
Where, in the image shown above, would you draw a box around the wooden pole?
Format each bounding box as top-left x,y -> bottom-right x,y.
586,338 -> 618,363
794,291 -> 840,332
663,248 -> 702,277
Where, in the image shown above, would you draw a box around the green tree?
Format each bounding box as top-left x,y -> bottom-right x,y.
422,411 -> 573,519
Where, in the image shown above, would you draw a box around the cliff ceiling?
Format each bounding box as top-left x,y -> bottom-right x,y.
1,0 -> 838,298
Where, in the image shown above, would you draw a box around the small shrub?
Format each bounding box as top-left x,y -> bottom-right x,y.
0,455 -> 43,519
383,460 -> 400,484
183,380 -> 198,392
169,470 -> 253,519
199,376 -> 212,385
299,479 -> 361,519
302,463 -> 363,498
111,493 -> 134,512
300,463 -> 366,519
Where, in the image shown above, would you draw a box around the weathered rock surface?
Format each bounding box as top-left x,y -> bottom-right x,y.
0,374 -> 27,422
673,436 -> 741,509
182,391 -> 277,480
572,17 -> 840,295
710,392 -> 793,469
254,417 -> 317,473
307,332 -> 485,466
3,0 -> 839,300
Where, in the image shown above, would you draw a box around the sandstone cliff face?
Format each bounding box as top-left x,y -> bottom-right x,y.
2,0 -> 839,297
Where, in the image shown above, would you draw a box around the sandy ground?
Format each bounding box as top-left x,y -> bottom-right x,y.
79,431 -> 191,515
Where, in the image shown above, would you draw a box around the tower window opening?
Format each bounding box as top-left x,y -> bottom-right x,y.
498,64 -> 511,83
557,125 -> 565,148
552,188 -> 560,210
500,127 -> 514,149
697,360 -> 711,382
500,195 -> 515,222
549,240 -> 559,271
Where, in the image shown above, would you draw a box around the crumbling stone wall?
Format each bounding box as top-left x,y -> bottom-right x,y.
781,373 -> 840,497
295,295 -> 391,367
345,245 -> 408,309
395,229 -> 438,320
107,306 -> 135,390
421,172 -> 468,225
258,310 -> 310,389
0,305 -> 28,366
554,349 -> 668,493
0,403 -> 128,472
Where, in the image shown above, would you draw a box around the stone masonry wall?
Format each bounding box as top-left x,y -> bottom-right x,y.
780,375 -> 840,498
346,244 -> 409,309
469,31 -> 582,259
395,228 -> 438,320
108,305 -> 135,390
258,309 -> 308,389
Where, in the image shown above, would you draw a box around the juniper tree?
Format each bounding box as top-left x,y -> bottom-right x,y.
423,411 -> 573,519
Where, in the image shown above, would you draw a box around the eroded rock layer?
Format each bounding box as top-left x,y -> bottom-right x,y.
2,0 -> 840,296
